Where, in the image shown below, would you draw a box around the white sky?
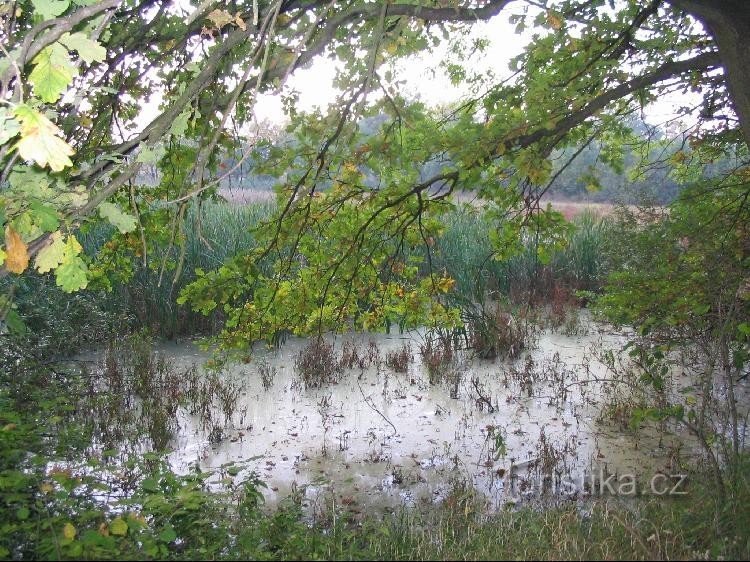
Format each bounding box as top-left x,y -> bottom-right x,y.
133,6 -> 697,138
252,13 -> 694,131
254,16 -> 527,123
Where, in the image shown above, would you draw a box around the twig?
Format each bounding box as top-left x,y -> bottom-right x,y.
357,379 -> 397,436
471,376 -> 495,413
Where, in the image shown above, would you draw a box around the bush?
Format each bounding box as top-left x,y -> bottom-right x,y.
294,338 -> 343,389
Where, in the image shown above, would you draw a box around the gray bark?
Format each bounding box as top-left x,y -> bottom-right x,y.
670,0 -> 750,147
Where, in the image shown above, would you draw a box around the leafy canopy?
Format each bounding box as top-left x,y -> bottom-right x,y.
0,0 -> 748,346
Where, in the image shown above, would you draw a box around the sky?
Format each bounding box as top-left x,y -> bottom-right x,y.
253,15 -> 528,124
250,11 -> 695,133
133,3 -> 698,138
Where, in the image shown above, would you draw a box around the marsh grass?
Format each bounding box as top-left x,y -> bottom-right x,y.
5,202 -> 608,351
78,200 -> 276,339
85,330 -> 241,451
244,461 -> 750,561
385,342 -> 414,373
430,207 -> 609,305
294,338 -> 344,389
419,336 -> 457,385
464,302 -> 531,360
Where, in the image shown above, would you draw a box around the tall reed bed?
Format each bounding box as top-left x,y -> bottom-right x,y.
78,200 -> 276,339
427,206 -> 609,303
3,199 -> 610,352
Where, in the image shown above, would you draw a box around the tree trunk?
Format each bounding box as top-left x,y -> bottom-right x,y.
670,0 -> 750,148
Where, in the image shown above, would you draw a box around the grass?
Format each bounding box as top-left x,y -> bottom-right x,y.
78,199 -> 276,339
2,200 -> 611,355
245,461 -> 750,560
428,206 -> 609,304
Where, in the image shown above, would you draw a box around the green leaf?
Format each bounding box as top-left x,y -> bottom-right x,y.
30,201 -> 60,232
158,526 -> 177,543
54,236 -> 88,291
8,166 -> 52,193
99,201 -> 137,233
136,143 -> 166,164
32,0 -> 70,20
141,477 -> 159,492
55,257 -> 88,291
59,32 -> 106,64
16,507 -> 30,520
13,105 -> 75,171
29,42 -> 77,103
4,309 -> 26,334
109,517 -> 128,537
169,110 -> 191,137
0,107 -> 20,145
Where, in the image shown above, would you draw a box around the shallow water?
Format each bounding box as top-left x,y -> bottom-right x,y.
136,317 -> 700,516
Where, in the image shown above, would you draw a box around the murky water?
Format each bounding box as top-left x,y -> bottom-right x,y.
131,316 -> 699,516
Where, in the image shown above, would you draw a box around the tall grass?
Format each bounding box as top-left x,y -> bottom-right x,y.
428,206 -> 610,304
119,201 -> 274,337
551,210 -> 611,292
73,200 -> 276,340
3,200 -> 610,351
253,459 -> 750,560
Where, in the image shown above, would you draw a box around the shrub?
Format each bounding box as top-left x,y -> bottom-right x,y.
385,342 -> 414,373
294,338 -> 343,389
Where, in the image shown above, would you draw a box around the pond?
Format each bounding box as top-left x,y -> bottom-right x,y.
116,314 -> 696,517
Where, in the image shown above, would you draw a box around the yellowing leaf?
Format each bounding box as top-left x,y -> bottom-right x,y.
546,13 -> 563,30
109,517 -> 128,536
437,277 -> 456,293
0,248 -> 5,266
234,13 -> 246,31
62,522 -> 76,540
4,226 -> 29,273
46,234 -> 87,291
13,105 -> 75,171
206,9 -> 233,28
35,231 -> 65,273
64,233 -> 83,257
29,42 -> 77,103
59,32 -> 106,64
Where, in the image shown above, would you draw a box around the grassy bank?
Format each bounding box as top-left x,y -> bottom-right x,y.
264,476 -> 750,560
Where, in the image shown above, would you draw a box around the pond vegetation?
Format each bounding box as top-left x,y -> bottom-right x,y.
2,197 -> 749,560
2,1 -> 750,559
